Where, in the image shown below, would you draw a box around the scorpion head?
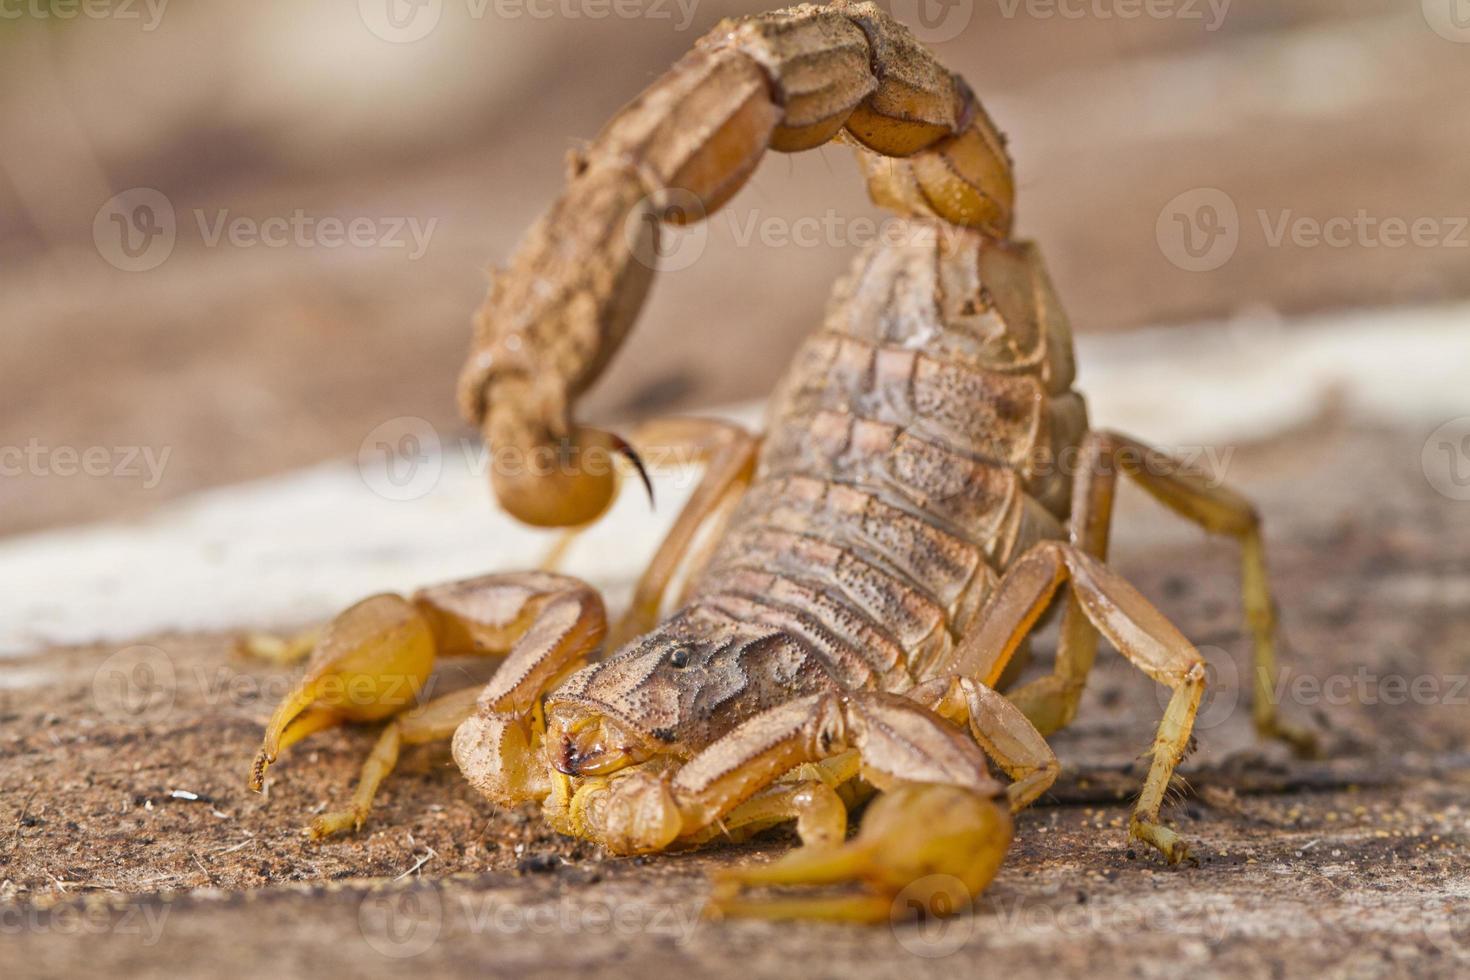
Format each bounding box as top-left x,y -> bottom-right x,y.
454,606 -> 833,852
543,606 -> 827,779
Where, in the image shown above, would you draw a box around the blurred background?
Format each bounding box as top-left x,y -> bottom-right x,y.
1,0 -> 1468,537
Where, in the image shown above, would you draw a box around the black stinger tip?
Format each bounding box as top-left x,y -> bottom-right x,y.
612,435 -> 655,511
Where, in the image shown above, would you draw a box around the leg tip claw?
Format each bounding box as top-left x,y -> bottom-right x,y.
309,808 -> 365,841
249,751 -> 272,793
1130,819 -> 1192,866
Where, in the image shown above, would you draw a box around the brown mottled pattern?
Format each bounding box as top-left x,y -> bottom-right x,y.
551,607 -> 835,750
688,227 -> 1087,694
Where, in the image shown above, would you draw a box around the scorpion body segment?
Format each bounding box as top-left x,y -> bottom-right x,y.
689,230 -> 1088,691
249,0 -> 1317,924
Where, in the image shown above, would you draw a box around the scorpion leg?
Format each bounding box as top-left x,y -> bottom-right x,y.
585,692 -> 1012,922
952,542 -> 1207,863
1008,431 -> 1317,755
249,573 -> 605,837
909,675 -> 1060,812
609,418 -> 760,646
679,753 -> 863,850
309,686 -> 480,839
239,625 -> 322,666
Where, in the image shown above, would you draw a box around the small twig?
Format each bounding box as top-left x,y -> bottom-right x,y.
393,850 -> 436,882
8,789 -> 38,857
192,852 -> 217,886
214,834 -> 257,856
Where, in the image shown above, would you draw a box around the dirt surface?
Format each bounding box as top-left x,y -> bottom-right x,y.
2,420 -> 1468,978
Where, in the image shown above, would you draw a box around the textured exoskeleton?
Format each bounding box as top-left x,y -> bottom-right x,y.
247,1 -> 1315,922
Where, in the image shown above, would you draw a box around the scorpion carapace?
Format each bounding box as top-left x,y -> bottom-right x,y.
247,1 -> 1317,923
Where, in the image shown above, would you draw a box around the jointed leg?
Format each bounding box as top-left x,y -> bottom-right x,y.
909,674 -> 1060,812
1011,430 -> 1314,754
952,542 -> 1206,862
241,625 -> 321,666
309,686 -> 481,838
576,692 -> 1013,922
248,572 -> 606,837
685,753 -> 859,850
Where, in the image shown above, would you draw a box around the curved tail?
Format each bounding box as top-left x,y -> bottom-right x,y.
460,1 -> 1015,527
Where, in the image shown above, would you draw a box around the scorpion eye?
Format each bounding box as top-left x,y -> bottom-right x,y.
669,649 -> 690,669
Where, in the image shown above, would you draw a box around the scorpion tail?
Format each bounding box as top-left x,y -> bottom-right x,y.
459,2 -> 1014,529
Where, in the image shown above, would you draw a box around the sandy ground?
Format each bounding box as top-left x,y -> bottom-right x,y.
2,420 -> 1468,978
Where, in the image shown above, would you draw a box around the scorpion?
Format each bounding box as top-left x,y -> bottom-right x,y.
247,1 -> 1316,922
